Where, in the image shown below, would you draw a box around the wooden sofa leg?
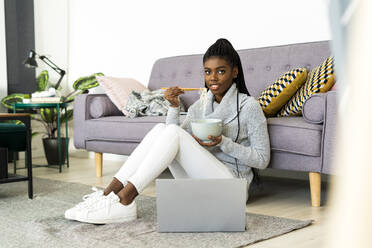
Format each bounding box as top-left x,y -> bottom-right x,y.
95,152 -> 103,177
309,172 -> 321,207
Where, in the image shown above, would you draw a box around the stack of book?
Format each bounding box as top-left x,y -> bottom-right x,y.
30,97 -> 61,103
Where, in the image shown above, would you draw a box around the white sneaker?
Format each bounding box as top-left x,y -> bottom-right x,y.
64,187 -> 104,220
75,192 -> 137,224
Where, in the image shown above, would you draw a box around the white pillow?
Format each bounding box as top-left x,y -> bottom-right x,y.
96,76 -> 147,115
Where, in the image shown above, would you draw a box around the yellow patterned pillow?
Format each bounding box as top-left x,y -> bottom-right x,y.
258,68 -> 308,117
278,57 -> 335,117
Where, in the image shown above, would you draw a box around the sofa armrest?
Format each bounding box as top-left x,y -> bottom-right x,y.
302,91 -> 337,174
322,90 -> 338,175
302,93 -> 326,124
73,94 -> 90,149
89,95 -> 123,118
73,94 -> 124,149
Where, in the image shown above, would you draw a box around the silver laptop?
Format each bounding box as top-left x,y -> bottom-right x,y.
156,179 -> 247,232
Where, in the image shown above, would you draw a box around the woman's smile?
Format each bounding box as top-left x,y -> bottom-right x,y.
204,57 -> 238,102
209,84 -> 220,91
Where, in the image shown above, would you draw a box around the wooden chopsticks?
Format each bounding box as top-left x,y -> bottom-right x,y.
161,87 -> 204,91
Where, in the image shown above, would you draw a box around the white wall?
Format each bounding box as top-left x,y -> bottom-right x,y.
34,0 -> 69,93
68,0 -> 331,87
0,0 -> 7,112
0,0 -> 336,112
22,0 -> 70,158
33,0 -> 331,160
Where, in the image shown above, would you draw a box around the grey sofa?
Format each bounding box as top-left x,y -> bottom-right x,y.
74,40 -> 337,207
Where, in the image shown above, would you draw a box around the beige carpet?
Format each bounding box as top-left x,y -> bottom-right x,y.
0,178 -> 312,248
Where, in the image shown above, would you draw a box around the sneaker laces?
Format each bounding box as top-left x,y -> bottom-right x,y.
85,192 -> 119,212
75,187 -> 104,209
82,187 -> 102,200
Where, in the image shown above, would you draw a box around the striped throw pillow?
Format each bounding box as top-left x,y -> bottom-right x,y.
278,57 -> 335,117
258,68 -> 308,117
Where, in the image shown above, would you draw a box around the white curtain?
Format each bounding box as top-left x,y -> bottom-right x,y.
327,0 -> 372,247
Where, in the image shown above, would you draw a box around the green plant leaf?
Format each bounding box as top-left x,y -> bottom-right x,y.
63,95 -> 75,103
63,90 -> 85,103
36,70 -> 49,91
40,108 -> 72,124
1,93 -> 27,110
73,72 -> 104,91
32,131 -> 40,138
40,108 -> 57,123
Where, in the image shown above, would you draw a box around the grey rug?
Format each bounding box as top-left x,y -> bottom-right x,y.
0,178 -> 312,248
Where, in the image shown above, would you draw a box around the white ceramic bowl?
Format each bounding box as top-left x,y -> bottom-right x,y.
191,119 -> 223,142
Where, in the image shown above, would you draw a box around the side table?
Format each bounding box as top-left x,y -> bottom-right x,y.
13,102 -> 69,173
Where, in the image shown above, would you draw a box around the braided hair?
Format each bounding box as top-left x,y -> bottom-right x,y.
203,38 -> 261,188
203,38 -> 250,96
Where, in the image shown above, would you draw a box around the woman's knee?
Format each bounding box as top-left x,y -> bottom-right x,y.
153,123 -> 166,132
166,124 -> 193,141
165,124 -> 183,134
162,124 -> 185,140
166,124 -> 183,132
145,123 -> 166,138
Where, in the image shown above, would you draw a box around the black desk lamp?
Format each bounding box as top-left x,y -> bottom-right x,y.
23,50 -> 66,90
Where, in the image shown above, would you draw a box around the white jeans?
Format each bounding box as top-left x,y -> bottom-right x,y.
114,123 -> 234,193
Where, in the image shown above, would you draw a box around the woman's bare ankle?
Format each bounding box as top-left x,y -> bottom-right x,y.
117,181 -> 139,205
104,177 -> 124,196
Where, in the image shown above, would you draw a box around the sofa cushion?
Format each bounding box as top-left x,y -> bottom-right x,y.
89,96 -> 123,118
278,56 -> 335,117
96,76 -> 147,116
85,115 -> 187,143
86,115 -> 322,157
258,68 -> 307,117
267,117 -> 323,156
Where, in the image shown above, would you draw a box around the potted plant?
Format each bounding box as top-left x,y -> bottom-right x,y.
1,70 -> 104,165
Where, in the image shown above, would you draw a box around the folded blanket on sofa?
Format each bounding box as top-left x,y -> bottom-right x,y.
125,89 -> 185,118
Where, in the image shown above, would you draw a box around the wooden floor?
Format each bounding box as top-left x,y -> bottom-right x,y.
13,156 -> 331,248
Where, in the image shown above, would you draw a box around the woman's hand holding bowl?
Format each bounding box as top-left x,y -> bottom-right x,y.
191,119 -> 223,147
192,134 -> 222,147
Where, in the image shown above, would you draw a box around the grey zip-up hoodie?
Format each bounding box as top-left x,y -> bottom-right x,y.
166,83 -> 271,186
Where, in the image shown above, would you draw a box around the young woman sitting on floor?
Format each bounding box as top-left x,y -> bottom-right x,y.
65,38 -> 270,224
